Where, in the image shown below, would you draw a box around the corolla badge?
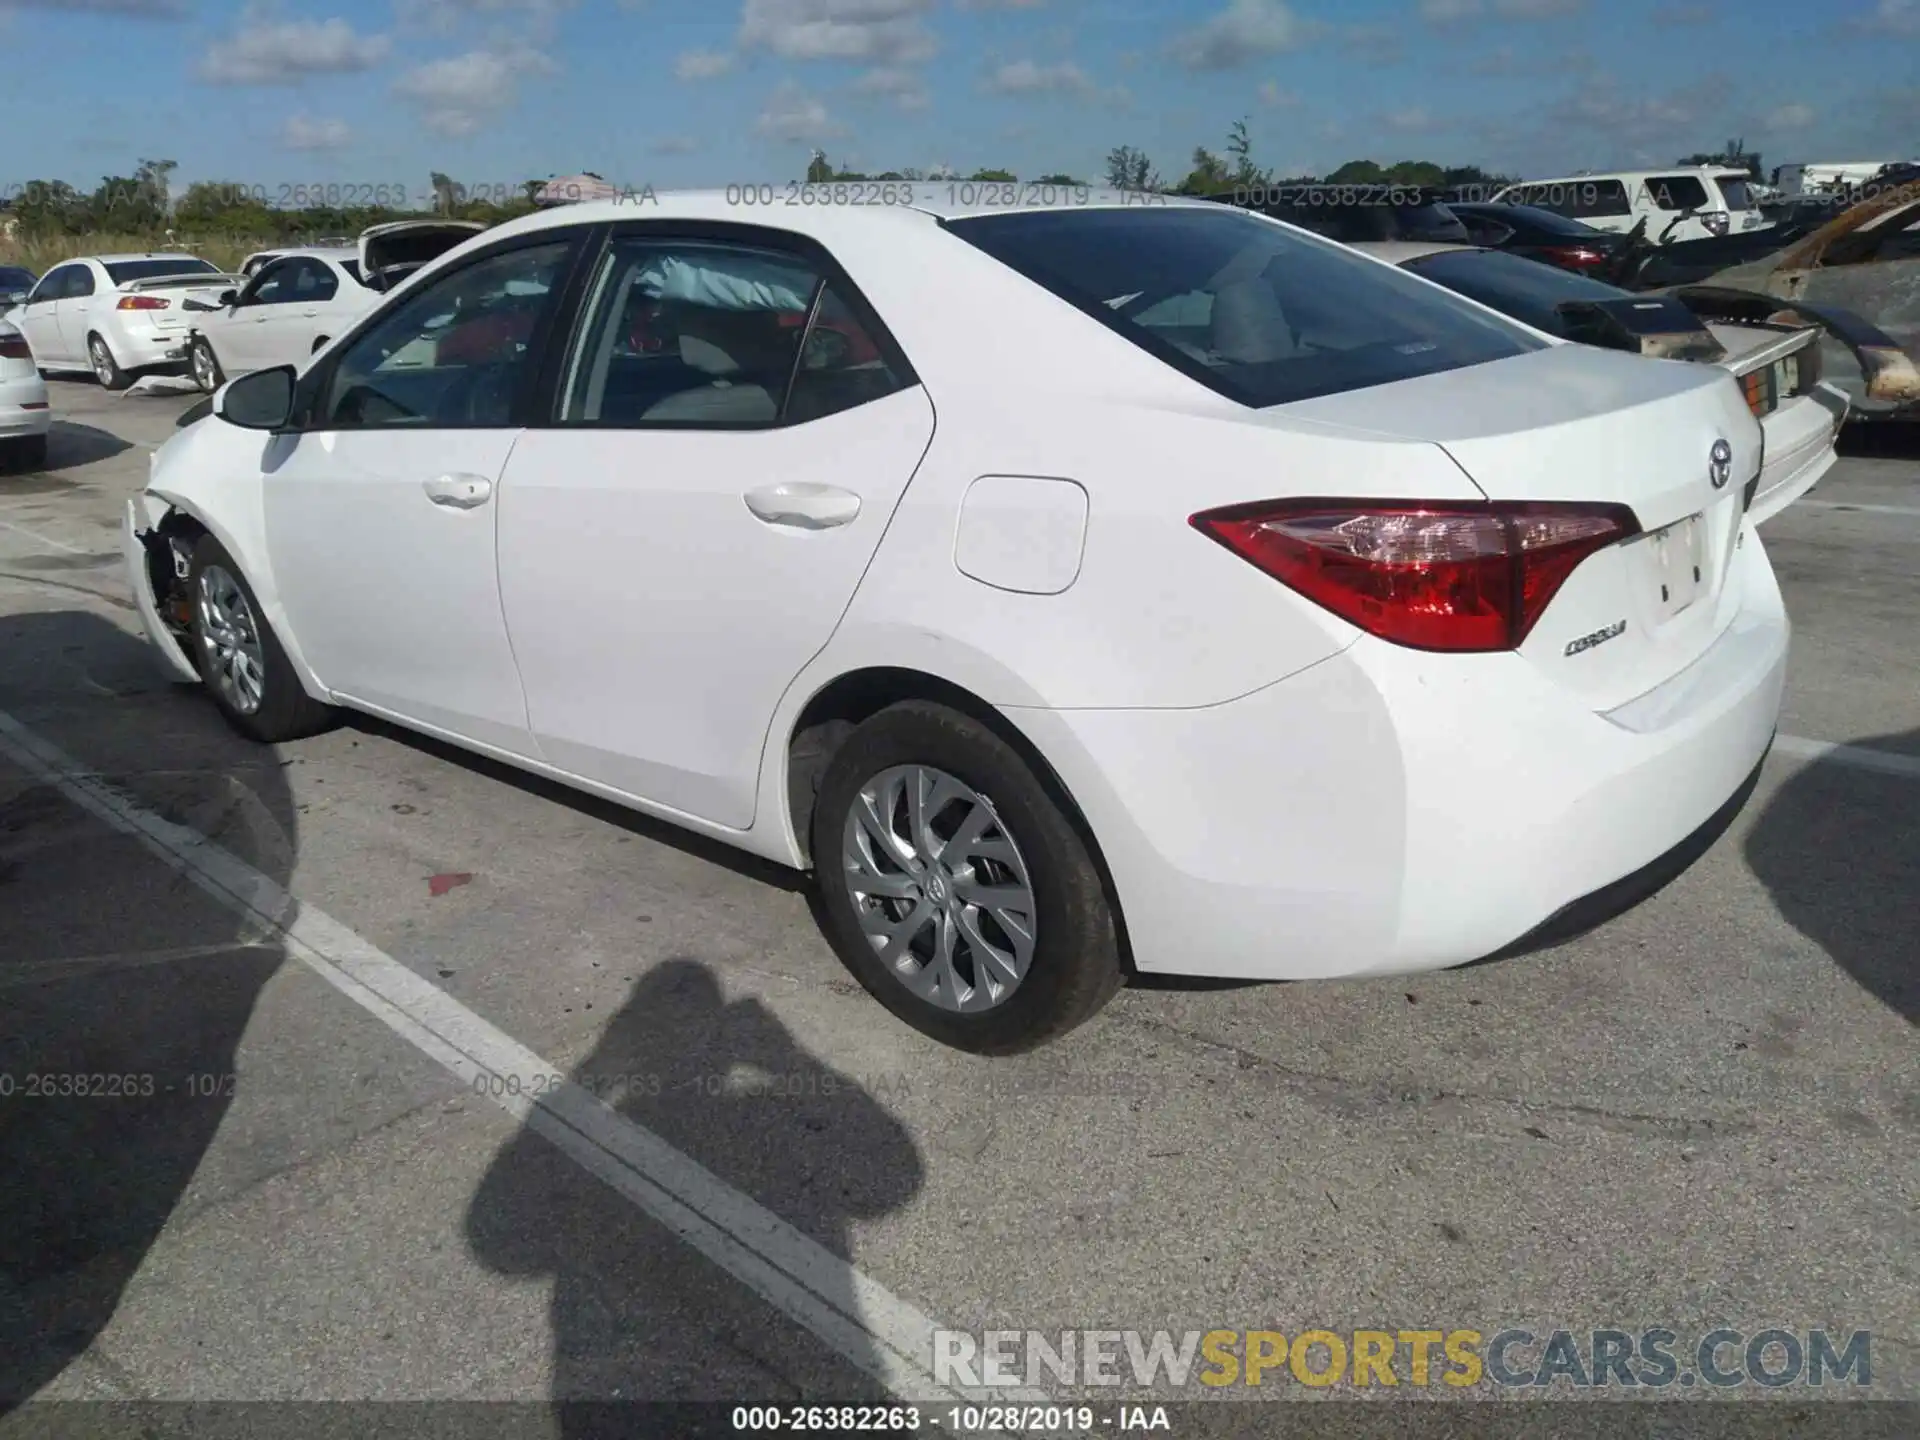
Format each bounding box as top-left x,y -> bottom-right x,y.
1708,438 -> 1733,490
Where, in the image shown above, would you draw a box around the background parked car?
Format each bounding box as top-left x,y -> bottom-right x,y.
0,318 -> 52,469
1209,184 -> 1471,244
186,222 -> 483,392
1495,168 -> 1773,243
1370,240 -> 1845,523
5,253 -> 243,390
1445,202 -> 1632,275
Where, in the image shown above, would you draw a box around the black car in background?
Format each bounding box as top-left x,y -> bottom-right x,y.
0,265 -> 36,307
1443,202 -> 1630,275
1207,184 -> 1471,244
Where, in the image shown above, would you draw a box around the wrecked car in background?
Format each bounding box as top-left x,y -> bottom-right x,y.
1683,185 -> 1920,420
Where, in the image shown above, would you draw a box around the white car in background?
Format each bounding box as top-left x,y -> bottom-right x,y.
1495,168 -> 1773,243
7,253 -> 246,390
0,319 -> 53,469
186,221 -> 482,392
1355,241 -> 1847,523
126,191 -> 1787,1053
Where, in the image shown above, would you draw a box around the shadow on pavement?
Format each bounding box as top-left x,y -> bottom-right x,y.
0,610 -> 294,1408
1745,728 -> 1919,1023
465,957 -> 925,1433
1836,420 -> 1920,460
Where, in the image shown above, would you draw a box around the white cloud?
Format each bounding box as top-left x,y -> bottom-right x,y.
393,45 -> 556,136
1420,0 -> 1585,23
673,47 -> 733,79
396,0 -> 573,44
755,80 -> 844,141
1168,0 -> 1308,71
1855,0 -> 1920,33
982,57 -> 1091,94
1257,79 -> 1300,106
738,0 -> 936,64
281,114 -> 352,150
1342,22 -> 1402,63
851,64 -> 930,109
198,12 -> 389,84
1763,101 -> 1815,130
1380,106 -> 1435,133
0,0 -> 185,14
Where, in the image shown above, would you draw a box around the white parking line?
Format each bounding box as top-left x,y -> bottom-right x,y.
1774,733 -> 1920,780
1797,500 -> 1920,518
0,707 -> 1039,1408
0,519 -> 89,555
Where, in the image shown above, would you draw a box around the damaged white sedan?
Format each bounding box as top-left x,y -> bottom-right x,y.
125,191 -> 1787,1053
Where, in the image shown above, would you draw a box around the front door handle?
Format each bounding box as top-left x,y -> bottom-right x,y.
743,482 -> 861,530
424,472 -> 493,509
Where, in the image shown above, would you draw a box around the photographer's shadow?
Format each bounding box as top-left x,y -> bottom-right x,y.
465,958 -> 924,1436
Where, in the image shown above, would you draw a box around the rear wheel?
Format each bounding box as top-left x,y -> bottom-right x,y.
190,336 -> 223,393
187,535 -> 335,743
87,334 -> 131,391
811,701 -> 1122,1054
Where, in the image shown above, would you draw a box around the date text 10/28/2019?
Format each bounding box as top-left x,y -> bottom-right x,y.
728,1406 -> 1164,1433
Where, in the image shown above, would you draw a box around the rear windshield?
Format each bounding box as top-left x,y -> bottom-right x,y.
945,206 -> 1544,409
341,259 -> 366,284
1262,200 -> 1470,245
1643,176 -> 1710,212
1485,204 -> 1607,238
0,266 -> 34,289
1715,175 -> 1753,211
1400,248 -> 1630,339
104,258 -> 220,284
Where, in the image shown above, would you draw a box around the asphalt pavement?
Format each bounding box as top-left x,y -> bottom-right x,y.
0,377 -> 1914,1432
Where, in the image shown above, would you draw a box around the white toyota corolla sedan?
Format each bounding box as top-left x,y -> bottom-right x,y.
124,188 -> 1788,1053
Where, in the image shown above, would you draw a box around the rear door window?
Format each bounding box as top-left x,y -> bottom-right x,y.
1644,176 -> 1710,212
947,205 -> 1544,409
1715,175 -> 1753,211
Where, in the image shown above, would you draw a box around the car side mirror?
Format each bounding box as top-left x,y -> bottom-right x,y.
219,289 -> 239,307
216,365 -> 297,430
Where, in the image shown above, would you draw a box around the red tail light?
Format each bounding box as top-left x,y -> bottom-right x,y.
0,330 -> 29,360
1542,245 -> 1608,269
1190,500 -> 1641,652
117,294 -> 170,310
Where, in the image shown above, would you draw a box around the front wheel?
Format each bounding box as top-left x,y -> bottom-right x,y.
187,535 -> 335,743
811,701 -> 1122,1054
190,336 -> 224,393
88,334 -> 131,391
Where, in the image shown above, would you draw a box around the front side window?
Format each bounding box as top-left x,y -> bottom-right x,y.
559,237 -> 905,427
245,259 -> 296,305
28,267 -> 71,304
947,205 -> 1544,409
318,240 -> 573,430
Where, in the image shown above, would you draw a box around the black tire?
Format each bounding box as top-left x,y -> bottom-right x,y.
87,333 -> 131,391
186,534 -> 335,743
811,701 -> 1122,1054
190,336 -> 224,393
1,433 -> 48,471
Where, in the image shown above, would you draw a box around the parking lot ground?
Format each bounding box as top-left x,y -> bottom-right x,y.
1,380 -> 1915,1423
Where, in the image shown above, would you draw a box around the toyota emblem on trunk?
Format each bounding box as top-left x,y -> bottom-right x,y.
1708,439 -> 1733,489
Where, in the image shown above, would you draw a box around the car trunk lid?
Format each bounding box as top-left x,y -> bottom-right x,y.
359,221 -> 485,290
1275,341 -> 1764,710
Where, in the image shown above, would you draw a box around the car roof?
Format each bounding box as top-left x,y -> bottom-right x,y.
87,252 -> 216,264
1348,240 -> 1479,264
256,247 -> 357,261
1504,167 -> 1744,185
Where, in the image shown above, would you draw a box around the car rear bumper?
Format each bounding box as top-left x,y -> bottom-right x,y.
0,373 -> 52,437
1750,385 -> 1844,524
109,323 -> 192,372
1010,529 -> 1787,981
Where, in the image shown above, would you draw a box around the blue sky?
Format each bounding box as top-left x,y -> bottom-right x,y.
1,0 -> 1915,205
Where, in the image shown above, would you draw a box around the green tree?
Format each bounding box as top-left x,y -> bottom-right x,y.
1035,172 -> 1081,185
1176,146 -> 1230,195
1226,118 -> 1265,187
1382,160 -> 1446,187
1104,145 -> 1154,190
805,150 -> 834,183
1324,159 -> 1387,184
967,167 -> 1017,181
9,181 -> 87,237
428,171 -> 458,214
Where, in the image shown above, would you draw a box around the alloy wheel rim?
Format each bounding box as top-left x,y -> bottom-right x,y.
841,764 -> 1038,1014
196,565 -> 266,714
90,341 -> 112,384
193,344 -> 216,389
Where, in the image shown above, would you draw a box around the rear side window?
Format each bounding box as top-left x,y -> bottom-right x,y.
946,206 -> 1544,409
1644,176 -> 1710,212
1715,175 -> 1753,211
1401,248 -> 1632,338
68,266 -> 97,297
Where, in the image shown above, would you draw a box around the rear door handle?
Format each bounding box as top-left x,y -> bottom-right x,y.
743,482 -> 861,530
424,473 -> 493,509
